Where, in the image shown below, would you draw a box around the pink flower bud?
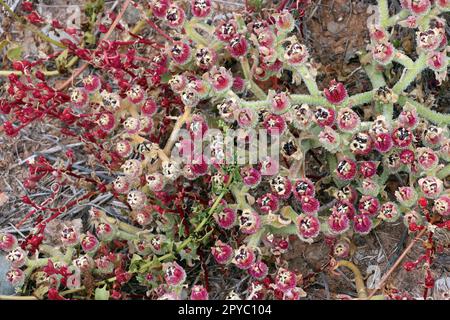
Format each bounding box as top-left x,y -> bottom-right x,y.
152,0 -> 171,19
214,207 -> 237,229
398,104 -> 418,128
163,261 -> 186,286
82,75 -> 101,92
123,117 -> 141,134
270,92 -> 290,115
195,47 -> 217,70
373,132 -> 393,153
372,42 -> 395,65
417,29 -> 442,51
73,255 -> 94,270
263,113 -> 287,135
234,107 -> 258,128
400,149 -> 415,165
217,97 -> 239,123
378,202 -> 400,222
248,261 -> 269,280
126,85 -> 145,104
395,186 -> 418,207
335,158 -> 357,181
165,4 -> 185,28
259,156 -> 279,176
353,214 -> 373,235
115,140 -> 132,158
95,255 -> 115,274
70,88 -> 88,109
417,147 -> 438,171
208,66 -> 233,92
60,225 -> 79,246
275,10 -> 295,32
275,268 -> 297,292
427,51 -> 447,71
81,232 -> 99,253
392,127 -> 413,148
257,193 -> 279,213
0,233 -> 17,252
149,235 -> 167,254
238,209 -> 261,235
296,213 -> 320,241
169,41 -> 191,65
121,159 -> 143,178
233,245 -> 256,270
232,76 -> 245,93
358,196 -> 380,217
300,196 -> 320,215
422,125 -> 444,147
96,222 -> 115,241
257,28 -> 276,47
190,285 -> 209,300
169,74 -> 188,93
97,112 -> 116,132
240,167 -> 262,187
291,104 -> 313,129
350,132 -> 373,155
319,126 -> 341,153
335,200 -> 356,219
211,240 -> 234,264
359,178 -> 381,196
6,268 -> 25,287
337,107 -> 360,132
284,42 -> 309,65
127,190 -> 147,210
215,20 -> 238,42
293,178 -> 315,201
6,248 -> 27,268
324,79 -> 347,105
433,196 -> 450,216
409,0 -> 431,15
142,98 -> 158,116
436,0 -> 450,9
335,185 -> 358,203
328,210 -> 350,235
314,107 -> 336,127
190,0 -> 211,18
418,176 -> 443,199
359,161 -> 378,178
113,176 -> 131,194
227,35 -> 248,58
369,25 -> 389,43
270,175 -> 292,200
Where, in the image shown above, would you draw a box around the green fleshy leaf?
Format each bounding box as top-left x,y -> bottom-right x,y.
6,45 -> 22,61
94,285 -> 110,300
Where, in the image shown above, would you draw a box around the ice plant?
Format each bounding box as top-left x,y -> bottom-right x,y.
0,0 -> 448,301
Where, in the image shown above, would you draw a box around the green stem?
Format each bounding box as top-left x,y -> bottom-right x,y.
397,96 -> 450,126
344,91 -> 375,107
291,94 -> 332,107
363,62 -> 386,89
296,65 -> 320,95
386,10 -> 410,27
393,53 -> 427,95
393,52 -> 415,69
240,57 -> 266,100
382,103 -> 394,123
378,0 -> 390,28
185,19 -> 209,46
437,165 -> 450,180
